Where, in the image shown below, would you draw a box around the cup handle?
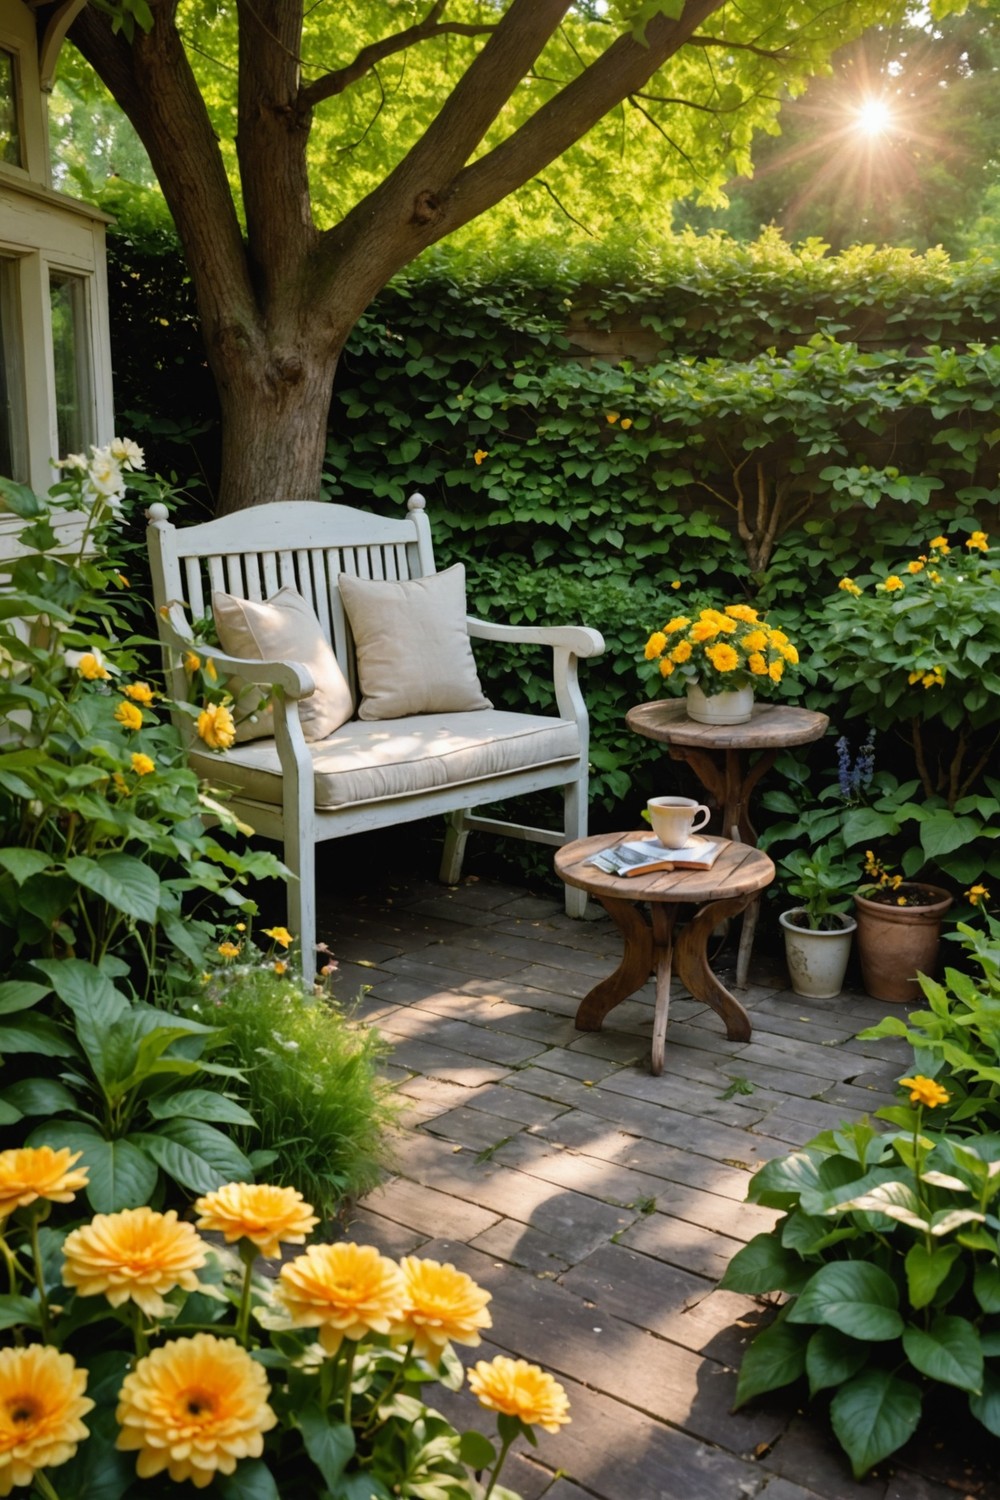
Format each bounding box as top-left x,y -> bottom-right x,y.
691,805 -> 711,833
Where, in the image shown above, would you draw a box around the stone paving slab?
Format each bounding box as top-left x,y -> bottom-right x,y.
313,864 -> 998,1500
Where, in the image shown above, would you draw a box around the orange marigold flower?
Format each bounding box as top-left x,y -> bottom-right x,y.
670,639 -> 692,664
768,659 -> 785,683
644,632 -> 667,660
907,559 -> 925,574
395,1256 -> 492,1363
194,1183 -> 318,1260
929,535 -> 950,553
658,658 -> 674,678
114,700 -> 143,732
468,1356 -> 571,1433
705,643 -> 739,673
123,682 -> 154,705
837,577 -> 861,596
131,753 -> 155,776
748,652 -> 768,676
0,1345 -> 93,1495
76,651 -> 110,681
742,629 -> 768,652
276,1242 -> 404,1354
473,449 -> 488,465
664,616 -> 690,634
115,1334 -> 276,1489
882,575 -> 904,593
967,530 -> 989,551
899,1074 -> 950,1109
197,703 -> 236,751
780,642 -> 799,665
62,1207 -> 207,1317
0,1147 -> 89,1220
724,604 -> 758,623
689,620 -> 718,643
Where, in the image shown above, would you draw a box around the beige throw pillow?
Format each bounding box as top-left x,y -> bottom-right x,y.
338,565 -> 492,721
212,586 -> 354,743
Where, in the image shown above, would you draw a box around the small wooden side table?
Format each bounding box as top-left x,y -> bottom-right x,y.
555,832 -> 774,1075
625,700 -> 828,988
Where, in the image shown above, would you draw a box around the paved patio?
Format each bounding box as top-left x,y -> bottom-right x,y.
313,849 -> 996,1500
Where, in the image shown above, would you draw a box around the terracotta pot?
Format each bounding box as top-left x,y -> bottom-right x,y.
685,680 -> 754,726
852,884 -> 953,1004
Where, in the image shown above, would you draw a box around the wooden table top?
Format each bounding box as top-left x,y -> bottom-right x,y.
626,699 -> 829,750
555,832 -> 774,903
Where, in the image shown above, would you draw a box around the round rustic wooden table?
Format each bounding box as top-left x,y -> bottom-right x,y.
625,700 -> 828,989
555,832 -> 775,1076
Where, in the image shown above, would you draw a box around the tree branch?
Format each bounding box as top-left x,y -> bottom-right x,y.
301,8 -> 497,110
686,32 -> 793,62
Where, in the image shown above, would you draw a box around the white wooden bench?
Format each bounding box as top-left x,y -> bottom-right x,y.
146,495 -> 605,967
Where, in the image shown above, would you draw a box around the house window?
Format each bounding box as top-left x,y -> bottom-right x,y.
49,271 -> 93,457
0,256 -> 26,480
0,49 -> 21,169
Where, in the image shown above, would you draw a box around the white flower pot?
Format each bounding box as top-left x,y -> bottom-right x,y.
779,909 -> 857,1000
685,680 -> 754,726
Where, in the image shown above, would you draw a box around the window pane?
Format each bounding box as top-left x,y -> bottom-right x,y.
50,272 -> 93,458
0,50 -> 21,168
0,257 -> 27,481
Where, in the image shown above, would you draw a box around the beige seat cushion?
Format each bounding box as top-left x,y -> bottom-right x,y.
188,710 -> 579,809
338,565 -> 492,721
212,586 -> 354,743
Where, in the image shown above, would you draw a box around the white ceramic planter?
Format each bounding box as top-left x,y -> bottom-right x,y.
779,909 -> 857,1000
685,680 -> 754,726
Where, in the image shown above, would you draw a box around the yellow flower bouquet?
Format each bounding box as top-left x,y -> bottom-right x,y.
0,1149 -> 567,1499
643,604 -> 799,696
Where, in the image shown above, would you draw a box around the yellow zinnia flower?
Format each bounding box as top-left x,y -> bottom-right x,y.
705,643 -> 739,673
276,1242 -> 405,1354
115,1334 -> 276,1489
194,1183 -> 318,1260
123,681 -> 154,705
967,530 -> 989,551
62,1207 -> 207,1317
899,1075 -> 950,1109
395,1256 -> 493,1364
262,926 -> 293,948
197,703 -> 236,751
664,616 -> 690,634
768,659 -> 785,683
882,575 -> 904,593
742,629 -> 768,652
837,578 -> 861,596
468,1356 -> 571,1433
76,651 -> 109,681
114,701 -> 143,732
670,639 -> 692,664
644,632 -> 667,660
690,620 -> 718,643
748,652 -> 768,676
0,1146 -> 89,1220
0,1345 -> 93,1496
130,752 -> 155,776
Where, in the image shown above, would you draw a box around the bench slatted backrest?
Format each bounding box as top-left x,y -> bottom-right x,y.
147,497 -> 436,700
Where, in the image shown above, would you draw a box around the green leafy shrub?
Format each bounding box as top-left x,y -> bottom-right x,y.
187,957 -> 397,1222
721,1109 -> 1000,1479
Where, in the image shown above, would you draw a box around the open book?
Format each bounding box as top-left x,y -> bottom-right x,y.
587,835 -> 722,878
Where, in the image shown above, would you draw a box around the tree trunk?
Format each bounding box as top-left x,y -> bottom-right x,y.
214,338 -> 341,514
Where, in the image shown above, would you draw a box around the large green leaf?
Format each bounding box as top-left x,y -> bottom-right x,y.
32,959 -> 130,1083
905,1242 -> 962,1310
733,1319 -> 808,1407
157,1118 -> 253,1180
970,1368 -> 1000,1437
902,1315 -> 983,1393
746,1151 -> 824,1209
26,1120 -> 157,1213
0,848 -> 51,885
64,853 -> 161,925
805,1326 -> 868,1396
132,1122 -> 251,1197
719,1232 -> 811,1295
0,980 -> 50,1014
974,1263 -> 1000,1314
299,1410 -> 356,1489
830,1368 -> 921,1479
146,1088 -> 257,1127
786,1263 -> 904,1341
216,1462 -> 281,1500
0,1294 -> 42,1331
0,1011 -> 77,1057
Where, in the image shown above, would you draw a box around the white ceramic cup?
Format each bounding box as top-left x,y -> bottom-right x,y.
647,795 -> 711,847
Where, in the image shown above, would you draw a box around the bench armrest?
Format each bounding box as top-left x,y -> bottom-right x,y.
157,604 -> 315,698
467,618 -> 605,658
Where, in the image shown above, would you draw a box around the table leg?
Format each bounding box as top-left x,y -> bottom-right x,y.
574,897 -> 654,1031
650,904 -> 675,1077
674,894 -> 754,1042
735,894 -> 760,990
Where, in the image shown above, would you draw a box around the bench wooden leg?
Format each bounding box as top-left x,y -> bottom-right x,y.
439,809 -> 470,886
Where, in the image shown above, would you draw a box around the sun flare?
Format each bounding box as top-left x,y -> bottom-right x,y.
855,97 -> 893,136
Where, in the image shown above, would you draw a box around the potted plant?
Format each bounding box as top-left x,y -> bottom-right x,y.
853,851 -> 953,1004
777,843 -> 859,999
643,603 -> 799,725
